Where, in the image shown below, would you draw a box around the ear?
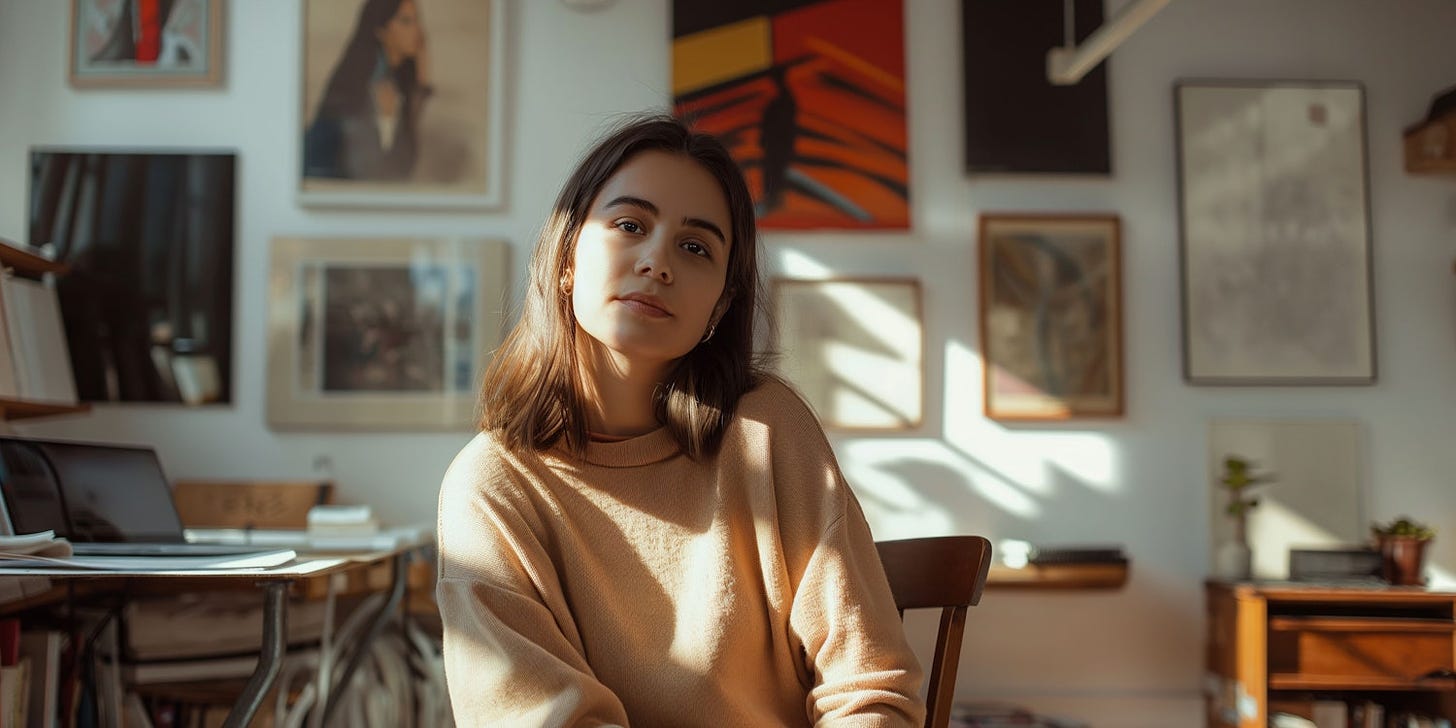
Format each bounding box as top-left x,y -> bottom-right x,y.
559,268 -> 574,296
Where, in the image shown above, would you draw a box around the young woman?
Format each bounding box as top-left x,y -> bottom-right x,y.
302,0 -> 431,181
436,115 -> 925,726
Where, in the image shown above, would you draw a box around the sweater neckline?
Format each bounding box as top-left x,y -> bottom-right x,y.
577,426 -> 680,467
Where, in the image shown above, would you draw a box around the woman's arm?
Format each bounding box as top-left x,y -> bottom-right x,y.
789,493 -> 927,727
437,436 -> 631,727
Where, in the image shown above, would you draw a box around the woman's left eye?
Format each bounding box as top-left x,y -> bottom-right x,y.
681,240 -> 710,258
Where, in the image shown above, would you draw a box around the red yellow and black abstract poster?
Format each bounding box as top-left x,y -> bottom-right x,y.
672,0 -> 909,230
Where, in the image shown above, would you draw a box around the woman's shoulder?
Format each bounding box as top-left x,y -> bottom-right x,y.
733,374 -> 825,437
439,430 -> 536,502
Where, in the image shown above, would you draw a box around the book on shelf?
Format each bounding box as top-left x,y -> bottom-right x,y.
0,274 -> 76,405
1027,544 -> 1128,566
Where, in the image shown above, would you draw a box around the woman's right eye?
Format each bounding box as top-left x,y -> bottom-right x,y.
615,220 -> 643,234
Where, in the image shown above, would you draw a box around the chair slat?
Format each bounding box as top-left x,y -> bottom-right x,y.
876,535 -> 993,728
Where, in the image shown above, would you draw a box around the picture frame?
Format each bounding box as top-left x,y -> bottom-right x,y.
70,0 -> 225,88
1175,80 -> 1375,384
773,278 -> 922,431
298,0 -> 508,209
978,213 -> 1123,420
267,237 -> 509,430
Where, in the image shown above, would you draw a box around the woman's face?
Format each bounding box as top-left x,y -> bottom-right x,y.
569,151 -> 733,372
376,0 -> 422,61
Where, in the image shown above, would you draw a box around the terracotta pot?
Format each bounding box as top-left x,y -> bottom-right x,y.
1377,535 -> 1430,586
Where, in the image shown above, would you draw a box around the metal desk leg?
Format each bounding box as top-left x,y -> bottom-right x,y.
322,553 -> 408,725
223,581 -> 290,728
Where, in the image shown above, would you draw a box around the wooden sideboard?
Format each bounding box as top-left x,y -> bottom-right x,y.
1205,580 -> 1456,726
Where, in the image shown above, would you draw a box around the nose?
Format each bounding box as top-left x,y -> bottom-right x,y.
636,242 -> 672,285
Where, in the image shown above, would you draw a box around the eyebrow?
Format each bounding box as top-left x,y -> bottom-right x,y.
603,195 -> 728,247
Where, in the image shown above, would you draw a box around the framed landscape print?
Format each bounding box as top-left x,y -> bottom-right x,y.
672,0 -> 910,230
267,237 -> 509,430
1176,80 -> 1375,384
299,0 -> 507,209
70,0 -> 225,88
774,278 -> 922,430
978,214 -> 1123,420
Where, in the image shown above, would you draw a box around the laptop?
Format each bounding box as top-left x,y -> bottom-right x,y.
0,436 -> 284,557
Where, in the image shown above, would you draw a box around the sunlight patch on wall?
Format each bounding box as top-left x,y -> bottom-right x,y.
840,438 -> 1041,538
942,340 -> 1122,496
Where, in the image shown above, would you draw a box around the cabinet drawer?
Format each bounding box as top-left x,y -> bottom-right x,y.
1268,616 -> 1456,686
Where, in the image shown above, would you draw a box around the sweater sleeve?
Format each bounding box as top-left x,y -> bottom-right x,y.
436,436 -> 631,727
749,382 -> 924,727
790,493 -> 927,727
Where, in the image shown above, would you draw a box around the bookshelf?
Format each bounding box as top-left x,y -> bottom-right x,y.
0,241 -> 87,423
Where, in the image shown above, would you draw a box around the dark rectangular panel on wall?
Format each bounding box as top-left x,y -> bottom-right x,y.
962,0 -> 1111,174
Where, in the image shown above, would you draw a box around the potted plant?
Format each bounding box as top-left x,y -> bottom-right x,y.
1371,516 -> 1435,586
1215,455 -> 1275,580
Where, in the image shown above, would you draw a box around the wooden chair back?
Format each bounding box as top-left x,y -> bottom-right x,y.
876,535 -> 993,728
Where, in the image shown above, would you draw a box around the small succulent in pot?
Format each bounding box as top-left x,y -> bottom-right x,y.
1371,516 -> 1435,541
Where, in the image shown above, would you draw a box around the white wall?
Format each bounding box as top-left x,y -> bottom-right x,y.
3,0 -> 1455,724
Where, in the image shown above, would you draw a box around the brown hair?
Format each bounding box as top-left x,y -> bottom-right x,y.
478,114 -> 768,459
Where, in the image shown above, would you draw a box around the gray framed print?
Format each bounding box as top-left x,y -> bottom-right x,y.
267,237 -> 509,430
1175,80 -> 1375,384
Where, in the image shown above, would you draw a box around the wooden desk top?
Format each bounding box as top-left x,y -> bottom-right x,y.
1206,578 -> 1456,602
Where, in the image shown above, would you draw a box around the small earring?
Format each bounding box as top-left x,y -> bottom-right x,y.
700,323 -> 717,344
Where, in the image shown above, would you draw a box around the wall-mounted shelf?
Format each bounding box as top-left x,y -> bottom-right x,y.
0,397 -> 90,421
0,241 -> 66,277
986,561 -> 1129,590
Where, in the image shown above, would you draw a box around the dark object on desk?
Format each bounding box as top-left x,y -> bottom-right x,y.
1287,546 -> 1382,583
0,435 -> 283,557
1029,544 -> 1127,565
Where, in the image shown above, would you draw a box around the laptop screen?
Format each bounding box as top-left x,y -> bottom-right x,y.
0,437 -> 187,543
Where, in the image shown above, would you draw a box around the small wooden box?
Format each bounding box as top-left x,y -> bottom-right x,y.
172,480 -> 333,529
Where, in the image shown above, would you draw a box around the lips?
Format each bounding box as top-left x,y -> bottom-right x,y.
617,292 -> 672,318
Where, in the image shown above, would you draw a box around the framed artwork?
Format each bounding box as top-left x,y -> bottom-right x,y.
978,214 -> 1123,420
1176,80 -> 1375,384
299,0 -> 507,209
672,0 -> 909,230
267,237 -> 509,430
962,0 -> 1110,174
29,149 -> 236,405
70,0 -> 225,88
774,278 -> 922,430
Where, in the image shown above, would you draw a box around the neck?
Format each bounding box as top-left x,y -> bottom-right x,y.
576,336 -> 668,437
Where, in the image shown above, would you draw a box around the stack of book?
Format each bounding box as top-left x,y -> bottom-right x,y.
0,240 -> 76,406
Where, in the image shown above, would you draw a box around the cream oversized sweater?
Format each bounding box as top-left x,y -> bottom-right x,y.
436,379 -> 925,727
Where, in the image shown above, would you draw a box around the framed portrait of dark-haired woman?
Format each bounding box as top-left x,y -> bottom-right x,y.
70,0 -> 225,88
299,0 -> 507,209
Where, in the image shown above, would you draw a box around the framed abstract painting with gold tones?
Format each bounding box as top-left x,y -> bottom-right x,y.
978,214 -> 1123,420
773,278 -> 922,430
70,0 -> 225,88
266,237 -> 509,430
671,0 -> 909,230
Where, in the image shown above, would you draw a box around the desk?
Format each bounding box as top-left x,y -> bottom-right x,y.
0,545 -> 420,728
